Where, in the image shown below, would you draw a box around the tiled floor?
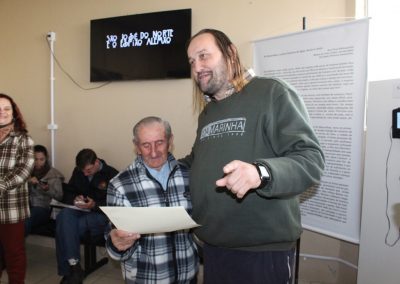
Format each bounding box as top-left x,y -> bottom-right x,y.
1,235 -> 204,284
0,241 -> 124,284
1,238 -> 319,284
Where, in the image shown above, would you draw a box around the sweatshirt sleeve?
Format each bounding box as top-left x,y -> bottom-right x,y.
178,150 -> 194,169
256,81 -> 325,198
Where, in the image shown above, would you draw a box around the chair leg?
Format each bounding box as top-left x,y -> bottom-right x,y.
83,244 -> 108,277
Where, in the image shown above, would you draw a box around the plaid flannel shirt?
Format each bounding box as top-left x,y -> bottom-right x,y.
0,130 -> 34,223
106,154 -> 199,284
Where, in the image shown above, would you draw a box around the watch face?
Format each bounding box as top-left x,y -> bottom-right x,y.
253,162 -> 271,187
253,163 -> 270,189
259,165 -> 270,179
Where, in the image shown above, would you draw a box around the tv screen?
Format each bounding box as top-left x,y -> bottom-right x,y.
90,9 -> 192,82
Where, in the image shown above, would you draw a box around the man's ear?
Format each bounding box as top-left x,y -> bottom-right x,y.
168,134 -> 174,152
133,139 -> 141,155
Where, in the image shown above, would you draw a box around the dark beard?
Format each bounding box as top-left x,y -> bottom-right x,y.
197,66 -> 229,98
199,79 -> 222,98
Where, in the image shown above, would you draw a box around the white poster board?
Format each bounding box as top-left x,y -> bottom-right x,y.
253,19 -> 369,243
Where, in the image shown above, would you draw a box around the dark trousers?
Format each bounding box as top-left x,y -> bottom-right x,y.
203,243 -> 294,284
0,221 -> 26,284
24,206 -> 51,236
55,208 -> 108,276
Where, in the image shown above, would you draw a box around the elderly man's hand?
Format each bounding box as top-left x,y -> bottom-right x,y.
110,229 -> 141,251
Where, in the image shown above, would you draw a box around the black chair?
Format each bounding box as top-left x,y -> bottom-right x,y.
81,231 -> 108,277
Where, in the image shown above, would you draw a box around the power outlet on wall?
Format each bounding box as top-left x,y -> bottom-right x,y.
46,31 -> 56,41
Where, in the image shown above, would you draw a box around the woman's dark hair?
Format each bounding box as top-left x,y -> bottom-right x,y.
34,145 -> 48,158
34,145 -> 51,170
0,93 -> 28,133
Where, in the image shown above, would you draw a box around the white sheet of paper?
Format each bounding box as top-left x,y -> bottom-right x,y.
100,206 -> 200,234
50,199 -> 90,212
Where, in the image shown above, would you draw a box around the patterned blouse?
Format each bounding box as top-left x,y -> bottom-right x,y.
0,130 -> 34,223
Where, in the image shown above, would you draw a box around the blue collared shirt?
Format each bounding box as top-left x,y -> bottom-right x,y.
145,161 -> 171,191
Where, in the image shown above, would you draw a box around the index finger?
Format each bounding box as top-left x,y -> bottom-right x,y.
222,160 -> 240,174
216,176 -> 228,187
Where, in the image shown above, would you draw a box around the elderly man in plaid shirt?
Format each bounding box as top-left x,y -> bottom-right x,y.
105,116 -> 199,284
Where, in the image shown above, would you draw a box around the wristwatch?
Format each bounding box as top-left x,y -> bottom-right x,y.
252,162 -> 270,189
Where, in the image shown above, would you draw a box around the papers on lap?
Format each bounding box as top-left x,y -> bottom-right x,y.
50,199 -> 90,212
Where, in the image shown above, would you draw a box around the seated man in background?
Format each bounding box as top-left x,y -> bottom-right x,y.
56,148 -> 118,284
105,116 -> 199,283
25,144 -> 64,236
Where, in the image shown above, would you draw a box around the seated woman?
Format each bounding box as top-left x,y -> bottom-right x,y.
25,145 -> 64,236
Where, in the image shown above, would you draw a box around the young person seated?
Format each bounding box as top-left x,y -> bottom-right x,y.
56,148 -> 118,284
25,145 -> 64,236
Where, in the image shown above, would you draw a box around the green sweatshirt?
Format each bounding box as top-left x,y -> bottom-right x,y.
182,77 -> 325,251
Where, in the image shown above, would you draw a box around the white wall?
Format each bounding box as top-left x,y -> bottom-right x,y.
358,79 -> 400,284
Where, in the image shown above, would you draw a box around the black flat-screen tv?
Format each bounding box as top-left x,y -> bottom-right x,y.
90,9 -> 192,82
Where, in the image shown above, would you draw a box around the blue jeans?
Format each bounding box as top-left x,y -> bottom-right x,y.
55,208 -> 108,276
24,206 -> 51,236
